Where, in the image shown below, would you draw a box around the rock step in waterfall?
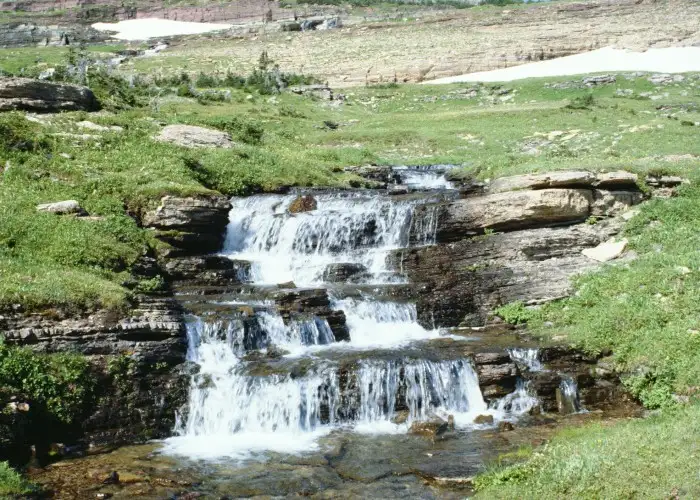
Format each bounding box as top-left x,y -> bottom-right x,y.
164,167 -> 643,459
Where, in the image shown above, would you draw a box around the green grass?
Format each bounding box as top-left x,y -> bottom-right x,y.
0,45 -> 126,76
475,404 -> 700,499
0,461 -> 35,497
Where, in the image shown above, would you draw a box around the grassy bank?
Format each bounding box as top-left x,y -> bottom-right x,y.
475,403 -> 700,498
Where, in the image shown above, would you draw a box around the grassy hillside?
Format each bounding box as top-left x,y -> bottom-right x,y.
1,44 -> 699,494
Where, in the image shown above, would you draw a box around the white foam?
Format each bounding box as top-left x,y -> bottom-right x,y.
426,46 -> 700,83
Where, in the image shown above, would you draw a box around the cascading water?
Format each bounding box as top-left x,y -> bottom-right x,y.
509,348 -> 543,372
167,188 -> 537,460
392,165 -> 456,190
222,192 -> 433,285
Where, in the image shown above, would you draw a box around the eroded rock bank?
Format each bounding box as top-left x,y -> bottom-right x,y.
0,193 -> 232,461
389,170 -> 679,326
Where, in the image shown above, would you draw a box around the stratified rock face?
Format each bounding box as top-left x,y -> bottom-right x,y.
0,296 -> 188,445
390,169 -> 655,326
155,125 -> 234,149
0,78 -> 100,113
272,288 -> 350,342
142,195 -> 232,257
430,189 -> 593,242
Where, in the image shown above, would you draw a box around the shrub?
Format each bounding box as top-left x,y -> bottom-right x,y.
495,301 -> 538,325
0,343 -> 96,425
0,462 -> 35,496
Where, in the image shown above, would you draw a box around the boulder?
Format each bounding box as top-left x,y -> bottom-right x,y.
0,78 -> 100,113
488,171 -> 596,194
432,189 -> 592,242
142,196 -> 230,231
155,125 -> 234,149
408,417 -> 451,439
36,200 -> 85,215
473,414 -> 494,425
142,195 -> 231,256
582,238 -> 628,262
288,195 -> 318,213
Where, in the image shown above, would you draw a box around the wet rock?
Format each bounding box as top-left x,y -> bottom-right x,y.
344,165 -> 401,185
487,171 -> 596,194
408,417 -> 450,439
322,263 -> 368,283
288,194 -> 317,213
277,281 -> 297,289
498,421 -> 515,431
36,199 -> 86,215
155,124 -> 234,149
388,184 -> 410,195
0,78 -> 100,113
164,256 -> 250,285
473,414 -> 494,425
432,189 -> 592,242
391,411 -> 409,425
594,171 -> 638,189
582,238 -> 628,262
273,289 -> 350,341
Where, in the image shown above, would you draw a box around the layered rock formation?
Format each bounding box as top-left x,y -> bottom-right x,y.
390,170 -> 650,326
0,78 -> 100,113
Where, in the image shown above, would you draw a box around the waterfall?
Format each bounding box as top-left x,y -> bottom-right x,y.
222,192 -> 437,285
392,165 -> 456,190
508,348 -> 543,372
167,188 -> 537,460
558,377 -> 583,414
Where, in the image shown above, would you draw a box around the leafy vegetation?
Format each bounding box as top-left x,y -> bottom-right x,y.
494,301 -> 537,325
0,343 -> 95,425
0,461 -> 36,497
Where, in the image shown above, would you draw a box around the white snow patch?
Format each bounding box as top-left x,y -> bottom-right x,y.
425,47 -> 700,84
93,18 -> 232,41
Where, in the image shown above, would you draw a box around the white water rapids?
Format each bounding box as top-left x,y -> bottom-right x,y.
165,182 -> 538,459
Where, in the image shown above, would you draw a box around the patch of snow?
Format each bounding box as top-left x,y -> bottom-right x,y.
426,47 -> 700,84
93,18 -> 232,41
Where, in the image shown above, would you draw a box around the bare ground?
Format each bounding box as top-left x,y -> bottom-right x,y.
136,0 -> 700,86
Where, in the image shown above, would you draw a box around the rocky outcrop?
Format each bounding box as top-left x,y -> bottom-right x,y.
0,296 -> 188,447
273,288 -> 350,341
0,22 -> 109,48
155,124 -> 234,149
425,189 -> 593,243
163,255 -> 250,285
473,352 -> 518,399
142,195 -> 231,257
323,263 -> 368,283
0,78 -> 100,113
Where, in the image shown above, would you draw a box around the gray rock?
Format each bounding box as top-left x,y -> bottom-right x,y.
487,171 -> 596,193
155,125 -> 234,149
582,238 -> 628,262
36,200 -> 84,215
322,263 -> 368,282
595,171 -> 638,188
582,75 -> 616,86
591,190 -> 644,217
76,120 -> 123,133
432,189 -> 593,242
0,78 -> 100,113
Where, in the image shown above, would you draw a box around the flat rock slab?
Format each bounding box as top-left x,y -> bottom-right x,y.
487,170 -> 640,194
434,188 -> 592,242
0,78 -> 99,113
488,171 -> 596,193
582,238 -> 628,262
155,124 -> 234,148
